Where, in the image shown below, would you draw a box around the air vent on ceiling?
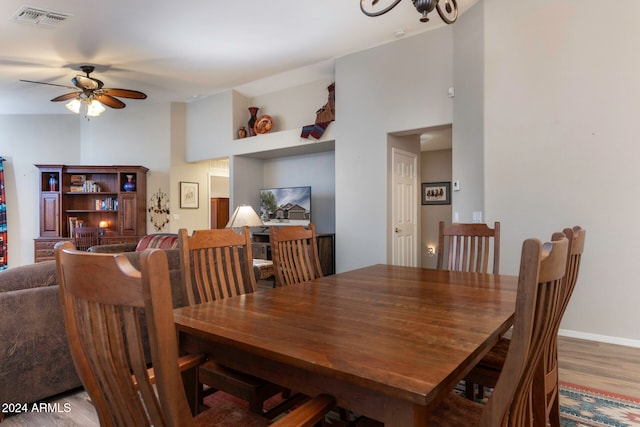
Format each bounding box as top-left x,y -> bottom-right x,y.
11,5 -> 71,27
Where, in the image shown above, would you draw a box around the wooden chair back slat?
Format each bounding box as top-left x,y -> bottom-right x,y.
179,227 -> 256,305
479,235 -> 568,427
74,227 -> 99,251
269,223 -> 323,287
437,221 -> 501,274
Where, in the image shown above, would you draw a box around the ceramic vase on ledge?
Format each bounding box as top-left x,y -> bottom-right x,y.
123,175 -> 136,192
248,107 -> 259,137
238,126 -> 247,139
48,174 -> 58,191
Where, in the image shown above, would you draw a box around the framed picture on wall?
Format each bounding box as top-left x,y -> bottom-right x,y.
180,182 -> 199,209
422,181 -> 451,205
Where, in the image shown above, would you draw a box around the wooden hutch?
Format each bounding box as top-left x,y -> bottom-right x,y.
34,165 -> 148,262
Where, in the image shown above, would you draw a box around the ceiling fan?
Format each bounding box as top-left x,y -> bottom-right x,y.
20,65 -> 147,116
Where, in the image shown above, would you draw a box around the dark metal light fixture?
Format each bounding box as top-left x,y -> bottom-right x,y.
360,0 -> 458,24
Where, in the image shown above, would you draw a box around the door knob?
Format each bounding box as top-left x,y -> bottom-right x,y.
395,228 -> 401,233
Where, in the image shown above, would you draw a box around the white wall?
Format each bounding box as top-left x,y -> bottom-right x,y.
0,115 -> 80,267
169,102 -> 211,234
452,2 -> 484,222
185,91 -> 234,162
484,0 -> 640,344
335,27 -> 454,272
79,103 -> 174,234
0,103 -> 197,266
421,149 -> 452,268
262,151 -> 335,234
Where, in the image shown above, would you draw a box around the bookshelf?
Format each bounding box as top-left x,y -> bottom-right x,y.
34,165 -> 148,262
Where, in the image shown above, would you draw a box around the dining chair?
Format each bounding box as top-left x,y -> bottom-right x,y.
178,227 -> 287,414
74,226 -> 99,251
269,223 -> 323,287
437,221 -> 501,398
464,227 -> 586,426
54,241 -> 335,427
535,226 -> 586,427
424,235 -> 569,426
436,221 -> 501,274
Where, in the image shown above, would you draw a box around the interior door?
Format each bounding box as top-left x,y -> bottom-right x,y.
391,148 -> 418,266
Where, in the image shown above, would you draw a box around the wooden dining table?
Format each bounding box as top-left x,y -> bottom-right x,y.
174,264 -> 518,426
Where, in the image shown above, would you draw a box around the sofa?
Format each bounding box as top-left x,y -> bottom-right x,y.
88,233 -> 179,253
0,247 -> 185,408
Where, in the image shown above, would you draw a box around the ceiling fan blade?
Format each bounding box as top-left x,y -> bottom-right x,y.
73,75 -> 99,90
95,94 -> 126,109
51,92 -> 81,102
20,79 -> 77,90
103,88 -> 147,99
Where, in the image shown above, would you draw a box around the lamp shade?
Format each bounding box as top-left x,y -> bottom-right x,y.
226,205 -> 264,228
99,221 -> 108,228
86,99 -> 106,117
65,98 -> 81,113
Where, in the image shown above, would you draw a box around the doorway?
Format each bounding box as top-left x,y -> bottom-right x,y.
391,148 -> 418,266
208,158 -> 230,229
389,125 -> 452,268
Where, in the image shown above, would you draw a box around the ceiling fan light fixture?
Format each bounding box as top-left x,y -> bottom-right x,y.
86,99 -> 106,117
23,65 -> 147,117
65,98 -> 81,114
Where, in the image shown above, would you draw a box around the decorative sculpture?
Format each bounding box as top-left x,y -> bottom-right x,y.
301,83 -> 335,139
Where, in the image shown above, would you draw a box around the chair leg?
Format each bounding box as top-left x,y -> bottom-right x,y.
465,382 -> 476,400
248,396 -> 263,414
532,361 -> 547,427
548,394 -> 561,427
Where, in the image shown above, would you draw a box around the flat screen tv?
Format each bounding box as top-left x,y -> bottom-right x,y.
259,186 -> 311,226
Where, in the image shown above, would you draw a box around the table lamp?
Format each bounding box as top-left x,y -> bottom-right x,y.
226,205 -> 264,229
98,220 -> 108,236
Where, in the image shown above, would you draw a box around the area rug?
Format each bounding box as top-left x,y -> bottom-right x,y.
559,382 -> 640,427
204,383 -> 640,426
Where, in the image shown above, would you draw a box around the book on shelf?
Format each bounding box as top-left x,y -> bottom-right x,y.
68,217 -> 78,238
70,175 -> 86,186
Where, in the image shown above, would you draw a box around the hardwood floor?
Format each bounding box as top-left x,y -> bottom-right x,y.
558,336 -> 640,399
2,336 -> 639,426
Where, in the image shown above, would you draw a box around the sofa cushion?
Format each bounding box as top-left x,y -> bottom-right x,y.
0,261 -> 57,293
135,233 -> 178,251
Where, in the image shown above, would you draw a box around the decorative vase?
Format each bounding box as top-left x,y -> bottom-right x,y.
123,175 -> 136,192
238,126 -> 247,139
48,174 -> 58,191
248,107 -> 259,137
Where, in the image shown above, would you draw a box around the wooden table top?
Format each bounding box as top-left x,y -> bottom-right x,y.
174,264 -> 518,425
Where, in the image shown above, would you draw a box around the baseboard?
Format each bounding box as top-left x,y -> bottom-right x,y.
559,329 -> 640,349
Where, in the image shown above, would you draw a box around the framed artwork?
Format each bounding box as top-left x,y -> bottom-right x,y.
180,182 -> 199,209
422,181 -> 451,205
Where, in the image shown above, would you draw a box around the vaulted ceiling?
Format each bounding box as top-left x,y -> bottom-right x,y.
0,0 -> 477,115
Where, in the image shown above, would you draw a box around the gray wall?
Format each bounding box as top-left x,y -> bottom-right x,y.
421,149 -> 452,269
452,2 -> 485,223
335,26 -> 454,272
262,151 -> 335,234
483,0 -> 640,344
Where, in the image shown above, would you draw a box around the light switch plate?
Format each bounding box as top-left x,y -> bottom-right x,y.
472,211 -> 482,223
453,180 -> 460,191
